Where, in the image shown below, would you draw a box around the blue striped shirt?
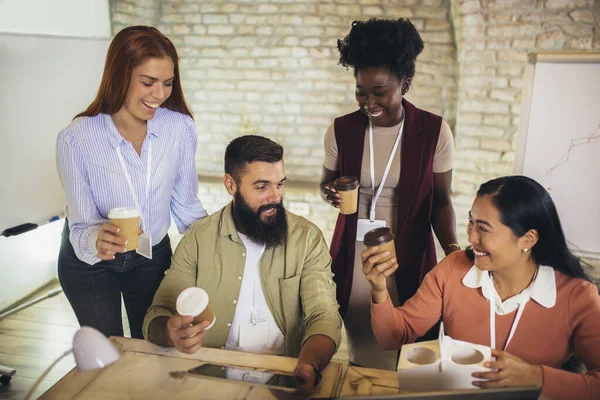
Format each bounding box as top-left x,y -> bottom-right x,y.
56,107 -> 207,265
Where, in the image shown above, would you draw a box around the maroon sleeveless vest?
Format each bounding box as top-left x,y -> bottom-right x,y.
329,99 -> 442,316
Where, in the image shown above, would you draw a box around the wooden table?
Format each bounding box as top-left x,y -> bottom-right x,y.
338,365 -> 400,397
39,337 -> 343,399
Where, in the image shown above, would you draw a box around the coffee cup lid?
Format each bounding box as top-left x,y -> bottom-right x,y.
333,176 -> 359,191
176,287 -> 209,317
363,227 -> 394,247
108,207 -> 141,219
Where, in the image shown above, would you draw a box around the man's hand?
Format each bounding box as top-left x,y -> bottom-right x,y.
292,361 -> 318,395
472,349 -> 543,389
166,314 -> 210,354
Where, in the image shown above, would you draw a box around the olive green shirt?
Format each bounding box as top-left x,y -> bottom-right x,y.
142,202 -> 342,357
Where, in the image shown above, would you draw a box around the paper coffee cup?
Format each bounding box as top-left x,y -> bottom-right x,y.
333,176 -> 360,215
176,287 -> 216,329
108,207 -> 140,251
363,227 -> 395,265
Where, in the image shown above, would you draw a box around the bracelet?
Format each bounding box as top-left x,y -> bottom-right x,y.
310,364 -> 323,387
445,243 -> 460,254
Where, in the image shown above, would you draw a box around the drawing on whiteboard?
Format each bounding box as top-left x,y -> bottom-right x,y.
546,123 -> 600,175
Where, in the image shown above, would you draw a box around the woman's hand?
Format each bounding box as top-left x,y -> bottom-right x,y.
320,181 -> 342,208
95,223 -> 127,260
361,246 -> 398,303
472,349 -> 543,389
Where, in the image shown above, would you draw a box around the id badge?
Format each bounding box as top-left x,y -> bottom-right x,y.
356,219 -> 386,241
239,321 -> 269,352
136,232 -> 152,259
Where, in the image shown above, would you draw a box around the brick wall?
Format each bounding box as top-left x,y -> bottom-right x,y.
111,0 -> 457,179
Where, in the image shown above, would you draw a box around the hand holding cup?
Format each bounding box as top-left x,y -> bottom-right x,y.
96,207 -> 142,260
166,314 -> 210,354
168,287 -> 216,354
95,223 -> 127,260
361,227 -> 398,303
323,181 -> 342,209
333,177 -> 359,215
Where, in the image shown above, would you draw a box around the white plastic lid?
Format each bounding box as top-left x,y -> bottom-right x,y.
176,287 -> 209,317
108,207 -> 141,219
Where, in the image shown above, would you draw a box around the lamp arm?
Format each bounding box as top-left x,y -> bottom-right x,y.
23,348 -> 73,400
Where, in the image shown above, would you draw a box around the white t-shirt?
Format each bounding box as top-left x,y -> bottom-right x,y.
225,233 -> 285,355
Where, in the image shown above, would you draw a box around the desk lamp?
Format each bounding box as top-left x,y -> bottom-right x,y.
24,326 -> 120,400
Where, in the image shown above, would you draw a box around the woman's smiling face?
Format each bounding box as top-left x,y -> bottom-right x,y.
355,66 -> 406,128
467,195 -> 529,273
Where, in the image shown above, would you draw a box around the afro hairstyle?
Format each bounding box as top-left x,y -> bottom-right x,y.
337,18 -> 424,81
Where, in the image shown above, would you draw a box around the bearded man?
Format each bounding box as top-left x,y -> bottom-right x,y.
143,135 -> 342,393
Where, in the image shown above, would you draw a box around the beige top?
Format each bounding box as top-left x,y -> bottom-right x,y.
322,113 -> 454,370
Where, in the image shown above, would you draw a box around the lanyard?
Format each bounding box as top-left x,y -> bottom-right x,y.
115,140 -> 152,230
368,119 -> 404,221
488,274 -> 529,351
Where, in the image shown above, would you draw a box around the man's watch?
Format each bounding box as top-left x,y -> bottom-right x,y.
310,364 -> 323,387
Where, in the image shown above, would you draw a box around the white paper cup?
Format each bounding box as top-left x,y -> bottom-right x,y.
176,287 -> 216,329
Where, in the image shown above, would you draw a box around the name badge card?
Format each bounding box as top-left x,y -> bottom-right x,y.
356,219 -> 386,241
136,232 -> 152,259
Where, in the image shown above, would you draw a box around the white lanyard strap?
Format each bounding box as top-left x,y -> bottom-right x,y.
490,289 -> 496,350
505,301 -> 527,350
368,119 -> 404,221
115,140 -> 152,230
488,274 -> 529,351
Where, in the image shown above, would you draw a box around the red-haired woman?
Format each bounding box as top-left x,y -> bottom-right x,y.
56,26 -> 207,338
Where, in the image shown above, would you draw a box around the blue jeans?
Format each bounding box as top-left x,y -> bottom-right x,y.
58,221 -> 172,338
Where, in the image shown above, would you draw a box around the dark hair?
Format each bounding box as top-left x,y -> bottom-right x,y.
224,135 -> 284,182
77,25 -> 192,119
337,18 -> 424,81
466,175 -> 588,280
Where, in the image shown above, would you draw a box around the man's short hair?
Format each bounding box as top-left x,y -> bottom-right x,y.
224,135 -> 284,182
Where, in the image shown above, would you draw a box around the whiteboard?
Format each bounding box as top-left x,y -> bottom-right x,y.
516,53 -> 600,258
0,33 -> 111,232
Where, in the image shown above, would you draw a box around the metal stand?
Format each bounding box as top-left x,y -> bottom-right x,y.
0,365 -> 15,384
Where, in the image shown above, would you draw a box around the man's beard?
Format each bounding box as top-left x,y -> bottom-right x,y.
233,190 -> 287,248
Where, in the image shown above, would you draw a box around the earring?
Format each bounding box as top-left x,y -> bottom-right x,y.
522,248 -> 529,253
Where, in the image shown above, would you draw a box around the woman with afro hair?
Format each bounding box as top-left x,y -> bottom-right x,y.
320,18 -> 459,370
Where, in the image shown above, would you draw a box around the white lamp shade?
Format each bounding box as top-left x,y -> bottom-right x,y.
72,326 -> 120,371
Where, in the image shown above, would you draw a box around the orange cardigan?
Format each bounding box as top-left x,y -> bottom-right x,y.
371,251 -> 600,399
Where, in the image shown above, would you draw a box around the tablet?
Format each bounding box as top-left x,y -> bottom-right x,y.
186,363 -> 298,392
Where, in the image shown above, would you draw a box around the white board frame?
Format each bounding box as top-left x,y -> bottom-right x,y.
515,52 -> 600,259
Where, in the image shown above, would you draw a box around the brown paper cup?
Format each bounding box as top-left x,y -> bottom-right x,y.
193,304 -> 215,327
333,176 -> 359,215
364,227 -> 395,266
108,207 -> 140,251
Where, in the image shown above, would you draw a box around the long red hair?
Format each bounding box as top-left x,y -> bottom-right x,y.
76,26 -> 192,119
